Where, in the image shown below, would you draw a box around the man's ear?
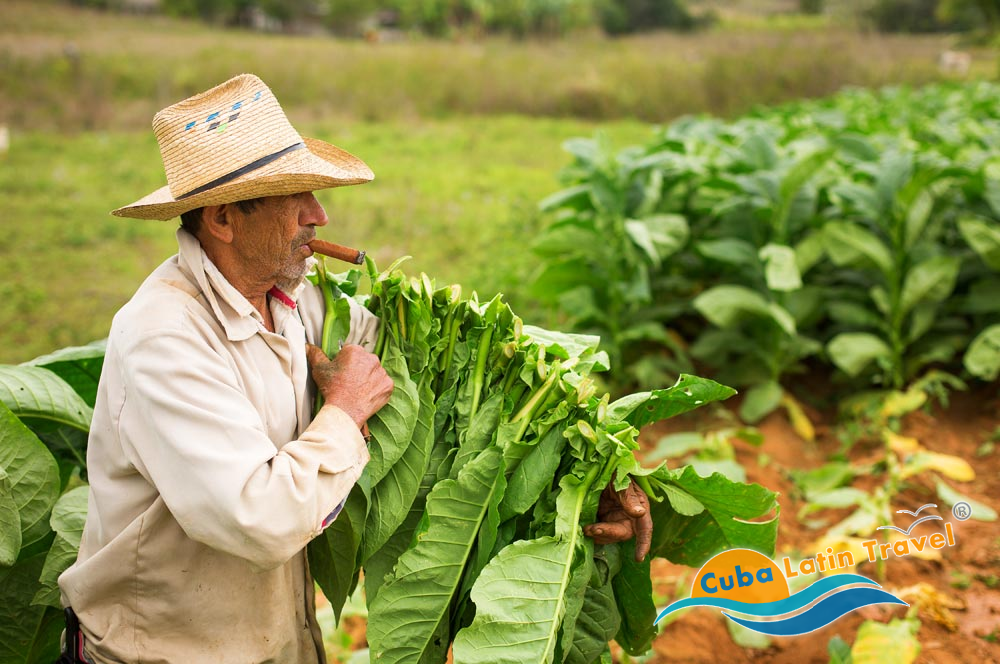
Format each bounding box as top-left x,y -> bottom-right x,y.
201,204 -> 235,244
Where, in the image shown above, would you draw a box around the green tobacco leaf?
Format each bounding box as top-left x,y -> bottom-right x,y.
739,134 -> 778,170
0,403 -> 60,552
521,326 -> 601,362
693,285 -> 795,336
624,215 -> 688,268
648,466 -> 778,567
823,221 -> 892,277
0,553 -> 64,664
794,232 -> 826,275
538,185 -> 592,212
365,383 -> 453,604
827,333 -> 892,377
452,537 -> 578,664
613,541 -> 657,656
903,190 -> 934,250
827,301 -> 884,330
739,381 -> 783,424
772,149 -> 831,238
851,618 -> 920,664
647,432 -> 703,464
759,244 -> 802,292
607,374 -> 736,428
835,133 -> 879,161
958,217 -> 1000,271
308,487 -> 367,624
499,426 -> 566,522
899,255 -> 960,317
642,214 -> 689,258
532,223 -> 602,259
23,340 -> 106,408
454,469 -> 596,664
48,485 -> 87,546
529,259 -> 597,304
565,572 -> 620,664
964,324 -> 1000,381
695,239 -> 759,269
875,149 -> 913,213
32,486 -> 87,605
361,377 -> 436,564
367,447 -> 504,664
625,219 -> 662,267
365,343 -> 420,486
827,635 -> 853,664
0,465 -> 21,566
35,426 -> 88,483
450,392 -> 503,479
935,480 -> 997,522
0,366 -> 92,432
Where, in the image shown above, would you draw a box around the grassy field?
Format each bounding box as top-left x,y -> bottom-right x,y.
0,117 -> 652,364
1,0 -> 987,131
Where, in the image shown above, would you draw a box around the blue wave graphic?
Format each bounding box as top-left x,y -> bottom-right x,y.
722,587 -> 908,636
654,574 -> 878,624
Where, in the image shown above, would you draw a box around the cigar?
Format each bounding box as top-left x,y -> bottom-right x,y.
308,239 -> 366,265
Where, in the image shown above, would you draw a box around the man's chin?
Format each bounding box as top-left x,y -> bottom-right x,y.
274,259 -> 313,294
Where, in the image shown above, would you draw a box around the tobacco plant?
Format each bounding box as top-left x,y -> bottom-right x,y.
307,259 -> 780,663
535,82 -> 1000,424
0,343 -> 102,662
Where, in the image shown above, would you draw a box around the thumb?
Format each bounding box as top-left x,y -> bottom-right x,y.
305,343 -> 329,366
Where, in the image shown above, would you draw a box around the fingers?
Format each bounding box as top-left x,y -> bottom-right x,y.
634,508 -> 653,562
618,480 -> 649,519
583,520 -> 633,544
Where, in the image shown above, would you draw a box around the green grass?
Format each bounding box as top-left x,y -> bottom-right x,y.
0,116 -> 652,364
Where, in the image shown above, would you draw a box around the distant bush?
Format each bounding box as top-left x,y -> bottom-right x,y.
864,0 -> 986,33
798,0 -> 824,15
595,0 -> 700,34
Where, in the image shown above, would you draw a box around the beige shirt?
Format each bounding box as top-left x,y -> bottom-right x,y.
59,229 -> 377,663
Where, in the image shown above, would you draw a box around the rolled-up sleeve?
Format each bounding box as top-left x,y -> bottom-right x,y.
117,329 -> 368,570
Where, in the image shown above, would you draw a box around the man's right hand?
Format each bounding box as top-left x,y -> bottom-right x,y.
305,343 -> 394,429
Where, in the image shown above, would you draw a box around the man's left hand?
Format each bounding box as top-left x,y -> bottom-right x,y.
583,478 -> 653,562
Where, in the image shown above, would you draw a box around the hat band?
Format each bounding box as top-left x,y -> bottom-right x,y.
176,142 -> 307,200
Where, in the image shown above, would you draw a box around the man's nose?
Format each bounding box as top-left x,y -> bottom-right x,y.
300,192 -> 328,227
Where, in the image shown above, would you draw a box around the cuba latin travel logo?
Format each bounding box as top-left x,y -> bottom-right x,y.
654,549 -> 907,636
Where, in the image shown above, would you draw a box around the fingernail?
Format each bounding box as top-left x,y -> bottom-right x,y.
594,528 -> 603,536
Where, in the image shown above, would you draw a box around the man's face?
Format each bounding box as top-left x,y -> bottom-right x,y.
230,192 -> 328,288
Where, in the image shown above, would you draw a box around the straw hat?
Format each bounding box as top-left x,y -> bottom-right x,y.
112,74 -> 373,220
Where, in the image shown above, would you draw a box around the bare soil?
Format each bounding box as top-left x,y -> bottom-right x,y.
641,387 -> 1000,664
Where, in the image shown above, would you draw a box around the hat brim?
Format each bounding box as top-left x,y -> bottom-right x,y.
112,137 -> 373,220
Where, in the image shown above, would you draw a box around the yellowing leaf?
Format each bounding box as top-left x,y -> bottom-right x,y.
781,393 -> 815,442
899,451 -> 975,482
893,583 -> 964,631
880,388 -> 926,420
851,618 -> 921,664
885,431 -> 921,454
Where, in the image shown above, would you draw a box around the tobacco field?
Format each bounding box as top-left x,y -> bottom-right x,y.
1,3 -> 999,656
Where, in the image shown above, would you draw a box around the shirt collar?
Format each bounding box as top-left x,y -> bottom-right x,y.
175,228 -> 311,342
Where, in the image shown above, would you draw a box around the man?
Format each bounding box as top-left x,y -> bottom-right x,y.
59,74 -> 649,663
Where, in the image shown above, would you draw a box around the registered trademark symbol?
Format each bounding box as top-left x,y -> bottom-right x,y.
952,502 -> 972,521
